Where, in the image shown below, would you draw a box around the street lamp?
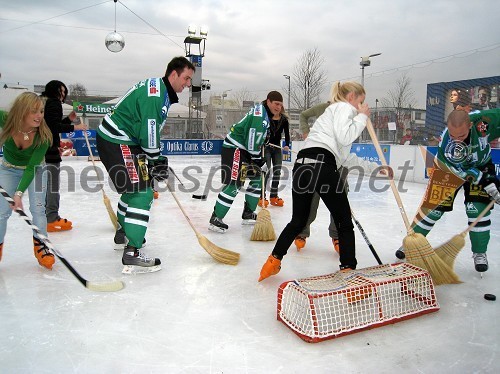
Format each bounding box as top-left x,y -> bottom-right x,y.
360,53 -> 381,86
283,74 -> 291,115
222,89 -> 232,131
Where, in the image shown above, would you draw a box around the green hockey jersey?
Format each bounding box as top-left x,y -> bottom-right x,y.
223,102 -> 270,156
437,109 -> 500,181
97,77 -> 173,160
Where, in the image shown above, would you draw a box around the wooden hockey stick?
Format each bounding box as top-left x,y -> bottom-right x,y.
0,186 -> 124,292
365,119 -> 460,285
82,122 -> 118,230
166,184 -> 240,265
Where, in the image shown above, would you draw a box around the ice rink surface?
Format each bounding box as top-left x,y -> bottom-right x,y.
0,156 -> 498,373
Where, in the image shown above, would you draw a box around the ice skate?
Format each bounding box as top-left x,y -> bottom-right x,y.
270,196 -> 284,207
241,202 -> 257,225
258,198 -> 269,208
0,242 -> 3,262
47,217 -> 72,232
209,212 -> 228,233
33,237 -> 55,270
332,238 -> 340,254
473,253 -> 488,272
258,255 -> 281,282
294,236 -> 306,251
122,245 -> 161,274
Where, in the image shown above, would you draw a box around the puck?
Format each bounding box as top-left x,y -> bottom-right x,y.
192,194 -> 207,200
484,294 -> 496,301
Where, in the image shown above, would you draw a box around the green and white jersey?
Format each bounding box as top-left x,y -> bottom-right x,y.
97,77 -> 171,160
437,109 -> 500,180
223,103 -> 270,156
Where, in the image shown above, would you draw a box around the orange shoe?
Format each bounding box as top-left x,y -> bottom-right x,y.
47,218 -> 72,232
153,191 -> 159,199
295,237 -> 306,251
270,197 -> 284,207
258,255 -> 281,282
258,198 -> 269,208
333,238 -> 340,254
0,242 -> 3,262
33,237 -> 55,270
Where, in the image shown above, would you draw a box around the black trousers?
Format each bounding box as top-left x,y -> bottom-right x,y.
271,161 -> 356,269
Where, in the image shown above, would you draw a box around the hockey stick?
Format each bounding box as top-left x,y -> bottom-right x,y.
82,122 -> 118,230
166,183 -> 240,265
350,209 -> 382,265
0,186 -> 124,292
169,166 -> 207,200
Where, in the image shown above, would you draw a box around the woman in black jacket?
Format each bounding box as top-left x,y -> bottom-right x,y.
261,92 -> 290,207
42,80 -> 86,232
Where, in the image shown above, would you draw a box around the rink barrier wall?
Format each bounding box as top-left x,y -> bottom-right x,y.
2,139 -> 498,185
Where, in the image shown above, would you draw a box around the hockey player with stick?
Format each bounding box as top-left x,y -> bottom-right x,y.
97,56 -> 195,273
208,91 -> 282,233
0,93 -> 54,269
396,109 -> 500,273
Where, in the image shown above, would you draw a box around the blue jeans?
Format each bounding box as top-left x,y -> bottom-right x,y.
0,162 -> 47,244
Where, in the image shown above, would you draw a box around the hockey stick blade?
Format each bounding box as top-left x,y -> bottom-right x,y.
0,186 -> 124,292
192,194 -> 207,200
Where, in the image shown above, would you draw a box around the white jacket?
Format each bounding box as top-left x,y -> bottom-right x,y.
303,101 -> 379,172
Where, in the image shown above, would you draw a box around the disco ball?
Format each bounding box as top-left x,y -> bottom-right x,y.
105,32 -> 125,53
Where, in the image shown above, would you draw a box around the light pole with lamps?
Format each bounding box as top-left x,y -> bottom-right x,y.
360,53 -> 381,87
221,89 -> 232,131
283,74 -> 291,115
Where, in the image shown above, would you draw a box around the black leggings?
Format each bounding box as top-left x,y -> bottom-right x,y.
271,161 -> 356,268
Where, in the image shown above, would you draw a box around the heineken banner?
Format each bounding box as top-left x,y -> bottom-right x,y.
73,101 -> 114,115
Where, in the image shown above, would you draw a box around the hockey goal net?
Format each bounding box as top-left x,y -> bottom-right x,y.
277,262 -> 439,343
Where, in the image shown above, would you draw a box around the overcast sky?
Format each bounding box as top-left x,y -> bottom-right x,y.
1,0 -> 499,108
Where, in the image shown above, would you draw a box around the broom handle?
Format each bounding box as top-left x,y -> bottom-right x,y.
268,143 -> 296,153
81,119 -> 106,198
462,200 -> 495,235
365,119 -> 412,231
166,183 -> 200,235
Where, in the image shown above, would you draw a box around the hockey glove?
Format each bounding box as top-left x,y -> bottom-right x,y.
149,156 -> 169,181
484,183 -> 500,204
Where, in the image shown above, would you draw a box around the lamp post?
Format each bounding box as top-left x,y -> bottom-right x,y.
283,74 -> 291,115
184,25 -> 208,138
222,89 -> 232,131
360,53 -> 381,87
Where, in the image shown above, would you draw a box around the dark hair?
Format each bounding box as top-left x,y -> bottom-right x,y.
266,90 -> 283,102
451,87 -> 471,108
165,56 -> 195,78
42,80 -> 68,101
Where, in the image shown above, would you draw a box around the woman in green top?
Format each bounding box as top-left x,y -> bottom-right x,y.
0,92 -> 54,269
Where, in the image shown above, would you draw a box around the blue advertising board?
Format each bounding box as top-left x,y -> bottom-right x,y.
350,143 -> 389,165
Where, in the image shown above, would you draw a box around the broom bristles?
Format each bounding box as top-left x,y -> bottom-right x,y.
434,233 -> 466,269
403,233 -> 461,285
196,234 -> 240,265
250,209 -> 276,241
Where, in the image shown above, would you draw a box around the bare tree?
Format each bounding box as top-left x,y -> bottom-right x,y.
231,87 -> 258,108
380,73 -> 417,129
288,47 -> 327,111
67,83 -> 87,102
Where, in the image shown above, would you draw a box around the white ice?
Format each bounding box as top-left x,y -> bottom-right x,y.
0,156 -> 498,373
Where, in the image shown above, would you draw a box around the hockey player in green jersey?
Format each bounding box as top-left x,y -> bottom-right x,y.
97,56 -> 195,273
397,109 -> 500,273
209,91 -> 284,233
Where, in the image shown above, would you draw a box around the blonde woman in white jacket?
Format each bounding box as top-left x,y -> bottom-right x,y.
259,81 -> 390,282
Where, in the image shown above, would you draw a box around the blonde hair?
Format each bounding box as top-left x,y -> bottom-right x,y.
0,92 -> 52,147
330,81 -> 366,103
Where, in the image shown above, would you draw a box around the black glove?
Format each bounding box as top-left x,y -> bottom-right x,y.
149,156 -> 169,181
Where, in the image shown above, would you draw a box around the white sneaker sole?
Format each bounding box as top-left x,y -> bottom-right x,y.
208,224 -> 227,233
122,264 -> 161,274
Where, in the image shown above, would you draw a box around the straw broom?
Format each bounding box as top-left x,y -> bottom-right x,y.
251,152 -> 276,241
435,200 -> 495,269
167,184 -> 240,265
82,119 -> 118,230
365,119 -> 460,285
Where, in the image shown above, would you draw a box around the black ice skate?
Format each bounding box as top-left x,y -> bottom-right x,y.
114,227 -> 146,250
473,253 -> 488,272
122,245 -> 161,274
209,212 -> 228,233
241,202 -> 257,225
